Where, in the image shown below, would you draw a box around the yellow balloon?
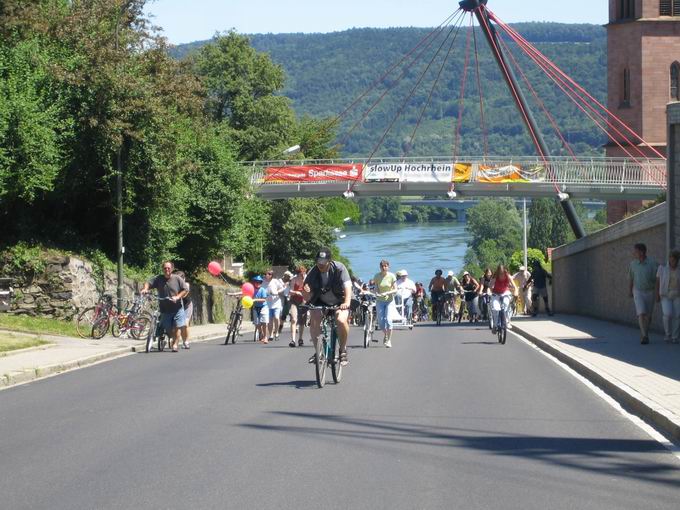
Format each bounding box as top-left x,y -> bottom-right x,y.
242,296 -> 254,309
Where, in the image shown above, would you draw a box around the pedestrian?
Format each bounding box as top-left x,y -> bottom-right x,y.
629,243 -> 658,344
527,261 -> 553,317
656,250 -> 680,344
373,259 -> 397,348
288,265 -> 308,347
251,275 -> 269,343
512,265 -> 532,315
141,261 -> 189,352
278,271 -> 293,336
175,271 -> 193,349
458,272 -> 479,322
396,270 -> 417,322
264,269 -> 285,342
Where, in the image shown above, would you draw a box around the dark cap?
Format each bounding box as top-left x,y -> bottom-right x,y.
315,247 -> 332,263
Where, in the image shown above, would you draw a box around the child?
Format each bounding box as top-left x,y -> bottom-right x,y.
251,275 -> 269,344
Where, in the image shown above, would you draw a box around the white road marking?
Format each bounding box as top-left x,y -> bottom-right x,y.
511,331 -> 680,462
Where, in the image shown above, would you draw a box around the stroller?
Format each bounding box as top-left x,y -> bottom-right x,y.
393,294 -> 414,330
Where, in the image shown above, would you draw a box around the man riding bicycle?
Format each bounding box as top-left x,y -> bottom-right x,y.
303,247 -> 353,366
428,269 -> 447,320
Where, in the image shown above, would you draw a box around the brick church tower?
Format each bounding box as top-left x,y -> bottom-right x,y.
606,0 -> 680,223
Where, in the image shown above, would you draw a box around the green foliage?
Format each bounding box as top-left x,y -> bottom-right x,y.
509,248 -> 547,273
528,198 -> 554,254
321,198 -> 360,227
466,198 -> 522,254
0,314 -> 78,338
0,242 -> 47,280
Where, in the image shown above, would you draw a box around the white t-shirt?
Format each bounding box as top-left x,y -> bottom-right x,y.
266,278 -> 285,309
396,278 -> 417,299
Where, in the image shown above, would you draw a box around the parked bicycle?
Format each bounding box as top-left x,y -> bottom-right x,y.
302,304 -> 344,388
225,294 -> 244,345
111,294 -> 151,339
76,294 -> 118,339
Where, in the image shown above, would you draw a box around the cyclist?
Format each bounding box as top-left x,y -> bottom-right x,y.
374,260 -> 397,348
141,261 -> 189,353
445,271 -> 462,319
478,268 -> 493,321
428,269 -> 447,320
458,272 -> 480,322
490,264 -> 518,333
303,247 -> 353,366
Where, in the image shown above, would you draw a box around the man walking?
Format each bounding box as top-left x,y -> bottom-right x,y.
629,243 -> 658,344
142,261 -> 189,352
513,265 -> 532,315
265,269 -> 285,342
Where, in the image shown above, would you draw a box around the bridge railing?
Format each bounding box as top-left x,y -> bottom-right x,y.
244,156 -> 666,189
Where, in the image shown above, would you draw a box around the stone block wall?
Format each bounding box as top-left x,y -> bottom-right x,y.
2,255 -> 239,325
552,203 -> 666,332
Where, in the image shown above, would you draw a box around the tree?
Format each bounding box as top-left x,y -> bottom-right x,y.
466,198 -> 522,254
528,198 -> 553,254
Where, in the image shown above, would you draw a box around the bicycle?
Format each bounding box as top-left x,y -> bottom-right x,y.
77,294 -> 118,339
225,295 -> 244,345
111,294 -> 151,339
444,291 -> 457,323
360,293 -> 376,348
492,293 -> 515,345
144,297 -> 175,353
303,304 -> 344,388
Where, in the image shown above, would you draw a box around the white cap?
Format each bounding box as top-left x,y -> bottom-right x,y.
399,269 -> 408,276
447,271 -> 454,277
395,270 -> 404,277
462,271 -> 469,276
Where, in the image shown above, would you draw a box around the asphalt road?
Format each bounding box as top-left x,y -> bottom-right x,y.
1,321 -> 679,510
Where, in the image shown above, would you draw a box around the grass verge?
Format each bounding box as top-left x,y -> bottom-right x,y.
0,314 -> 79,337
0,333 -> 51,353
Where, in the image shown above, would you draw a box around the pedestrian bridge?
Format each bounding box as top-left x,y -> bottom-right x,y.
247,156 -> 666,201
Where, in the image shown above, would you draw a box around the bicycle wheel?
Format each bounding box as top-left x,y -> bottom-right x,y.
331,330 -> 343,384
315,338 -> 328,388
76,306 -> 98,338
363,310 -> 371,348
130,316 -> 151,340
225,313 -> 236,345
91,316 -> 109,339
145,316 -> 156,352
436,304 -> 442,326
497,311 -> 505,344
111,316 -> 124,337
231,314 -> 242,344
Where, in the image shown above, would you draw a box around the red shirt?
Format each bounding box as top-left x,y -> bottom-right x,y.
492,274 -> 511,294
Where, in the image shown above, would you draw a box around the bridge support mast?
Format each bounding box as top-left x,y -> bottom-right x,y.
460,0 -> 586,239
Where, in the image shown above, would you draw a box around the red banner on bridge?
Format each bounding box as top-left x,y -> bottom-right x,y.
264,164 -> 363,183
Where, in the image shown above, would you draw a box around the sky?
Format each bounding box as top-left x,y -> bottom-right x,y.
144,0 -> 609,45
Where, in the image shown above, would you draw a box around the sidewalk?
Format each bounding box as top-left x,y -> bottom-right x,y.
0,322 -> 252,389
512,314 -> 680,442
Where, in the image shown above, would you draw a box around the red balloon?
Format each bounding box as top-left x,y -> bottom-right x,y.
241,282 -> 255,297
207,261 -> 222,276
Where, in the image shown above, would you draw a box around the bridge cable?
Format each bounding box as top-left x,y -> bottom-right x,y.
497,33 -> 578,160
490,12 -> 665,186
453,14 -> 474,162
489,10 -> 666,162
472,18 -> 489,159
350,11 -> 469,195
404,11 -> 464,157
338,9 -> 466,148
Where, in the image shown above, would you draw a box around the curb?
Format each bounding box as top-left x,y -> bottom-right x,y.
513,325 -> 680,443
1,346 -> 133,389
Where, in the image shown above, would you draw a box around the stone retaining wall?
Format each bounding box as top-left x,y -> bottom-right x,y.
2,255 -> 238,325
552,203 -> 666,332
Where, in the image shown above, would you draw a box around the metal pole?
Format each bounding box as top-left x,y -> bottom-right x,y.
463,0 -> 586,239
116,148 -> 124,311
523,198 -> 528,268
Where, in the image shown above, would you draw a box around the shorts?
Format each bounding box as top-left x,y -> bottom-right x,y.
253,306 -> 269,325
431,291 -> 445,305
532,287 -> 549,299
161,308 -> 186,334
184,302 -> 194,325
289,301 -> 307,323
633,289 -> 655,316
268,306 -> 282,321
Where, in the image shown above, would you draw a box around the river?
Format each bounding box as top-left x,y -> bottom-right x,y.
335,222 -> 471,285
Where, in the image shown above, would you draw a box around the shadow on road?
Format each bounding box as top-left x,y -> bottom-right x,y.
256,380 -> 317,389
240,411 -> 680,487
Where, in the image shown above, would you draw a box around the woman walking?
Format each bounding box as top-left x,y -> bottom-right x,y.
373,259 -> 397,348
656,250 -> 680,344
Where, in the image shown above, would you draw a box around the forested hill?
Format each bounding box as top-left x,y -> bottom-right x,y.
174,23 -> 607,158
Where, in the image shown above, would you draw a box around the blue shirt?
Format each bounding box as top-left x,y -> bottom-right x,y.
254,287 -> 268,308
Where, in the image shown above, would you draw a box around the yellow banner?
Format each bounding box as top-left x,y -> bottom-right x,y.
477,164 -> 530,183
452,163 -> 472,183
